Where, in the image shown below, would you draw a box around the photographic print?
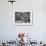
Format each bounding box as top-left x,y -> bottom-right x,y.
14,10 -> 32,26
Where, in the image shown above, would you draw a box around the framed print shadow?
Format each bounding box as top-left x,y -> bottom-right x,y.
14,10 -> 33,26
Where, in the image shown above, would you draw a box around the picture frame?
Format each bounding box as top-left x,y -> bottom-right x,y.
14,10 -> 33,26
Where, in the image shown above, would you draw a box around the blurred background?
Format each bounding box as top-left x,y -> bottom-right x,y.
0,0 -> 46,42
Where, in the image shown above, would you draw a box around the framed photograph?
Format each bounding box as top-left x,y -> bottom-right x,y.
14,10 -> 33,26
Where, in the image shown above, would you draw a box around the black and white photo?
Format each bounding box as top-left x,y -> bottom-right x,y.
14,10 -> 32,26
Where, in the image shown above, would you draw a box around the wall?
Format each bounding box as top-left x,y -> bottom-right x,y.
0,0 -> 46,41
